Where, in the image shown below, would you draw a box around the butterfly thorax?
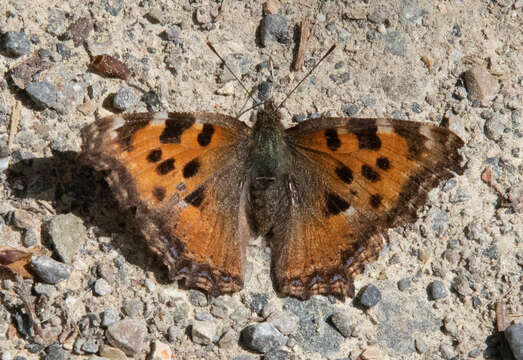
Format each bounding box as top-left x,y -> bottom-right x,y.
248,103 -> 292,235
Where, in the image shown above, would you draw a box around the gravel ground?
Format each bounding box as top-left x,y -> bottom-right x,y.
0,0 -> 522,359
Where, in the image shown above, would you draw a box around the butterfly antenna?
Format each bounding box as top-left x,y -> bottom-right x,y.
276,43 -> 336,111
206,41 -> 260,115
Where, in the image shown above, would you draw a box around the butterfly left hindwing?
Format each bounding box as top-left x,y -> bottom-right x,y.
82,112 -> 253,295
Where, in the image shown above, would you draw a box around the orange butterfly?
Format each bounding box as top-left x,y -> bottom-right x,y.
82,45 -> 463,300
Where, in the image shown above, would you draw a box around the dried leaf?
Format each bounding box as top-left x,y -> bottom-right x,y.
90,55 -> 131,80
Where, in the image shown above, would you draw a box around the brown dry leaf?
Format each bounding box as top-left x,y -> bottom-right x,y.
0,247 -> 33,279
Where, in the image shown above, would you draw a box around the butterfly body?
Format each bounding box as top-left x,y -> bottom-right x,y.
82,102 -> 464,300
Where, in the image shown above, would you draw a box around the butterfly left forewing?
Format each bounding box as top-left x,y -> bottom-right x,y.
82,112 -> 253,295
270,117 -> 464,299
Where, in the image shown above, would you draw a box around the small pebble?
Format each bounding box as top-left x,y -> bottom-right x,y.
113,87 -> 138,111
2,31 -> 31,57
428,280 -> 448,300
22,229 -> 38,247
106,319 -> 147,356
240,322 -> 286,353
415,338 -> 428,354
189,290 -> 208,307
25,82 -> 58,109
329,311 -> 353,338
358,284 -> 382,308
463,66 -> 498,101
440,344 -> 455,359
167,325 -> 184,342
123,298 -> 144,318
149,341 -> 172,360
94,278 -> 112,296
397,278 -> 411,291
191,320 -> 217,345
30,256 -> 71,284
260,14 -> 289,46
167,325 -> 185,342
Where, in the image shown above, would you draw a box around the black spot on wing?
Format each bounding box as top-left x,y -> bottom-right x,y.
197,124 -> 215,146
325,129 -> 341,151
152,187 -> 166,201
157,158 -> 175,175
185,186 -> 204,207
325,192 -> 350,215
147,149 -> 162,162
376,157 -> 390,170
361,165 -> 380,182
370,194 -> 382,208
183,159 -> 200,178
335,165 -> 353,184
160,117 -> 195,144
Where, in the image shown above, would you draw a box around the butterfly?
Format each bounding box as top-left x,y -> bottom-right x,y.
81,94 -> 464,300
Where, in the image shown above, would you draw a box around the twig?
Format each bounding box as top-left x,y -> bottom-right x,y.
8,101 -> 21,150
293,19 -> 311,71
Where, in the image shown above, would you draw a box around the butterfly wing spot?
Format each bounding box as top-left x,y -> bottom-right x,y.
361,164 -> 380,182
156,158 -> 175,175
160,118 -> 195,144
197,124 -> 215,146
183,159 -> 200,178
152,186 -> 166,201
184,186 -> 204,207
147,149 -> 162,163
353,126 -> 381,150
369,194 -> 383,208
376,156 -> 390,170
325,192 -> 350,215
335,164 -> 353,184
324,129 -> 341,151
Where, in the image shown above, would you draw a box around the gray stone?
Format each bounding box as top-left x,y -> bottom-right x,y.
385,31 -> 407,57
2,31 -> 31,57
43,344 -> 66,360
106,319 -> 147,356
25,82 -> 58,109
191,320 -> 217,345
505,323 -> 523,360
167,325 -> 185,342
263,349 -> 292,360
240,322 -> 286,353
284,297 -> 343,355
102,309 -> 118,328
31,256 -> 71,284
33,283 -> 57,301
329,311 -> 353,338
397,278 -> 411,291
260,14 -> 289,46
189,290 -> 208,307
484,115 -> 506,141
440,344 -> 455,359
113,87 -> 138,111
428,280 -> 448,300
358,284 -> 382,308
164,25 -> 181,43
122,299 -> 144,318
464,66 -> 499,102
81,337 -> 99,354
210,299 -> 229,319
94,278 -> 112,296
218,329 -> 238,349
415,338 -> 428,353
44,214 -> 86,264
22,229 -> 38,247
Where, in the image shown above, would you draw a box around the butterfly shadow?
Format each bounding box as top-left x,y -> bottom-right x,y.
5,150 -> 172,285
